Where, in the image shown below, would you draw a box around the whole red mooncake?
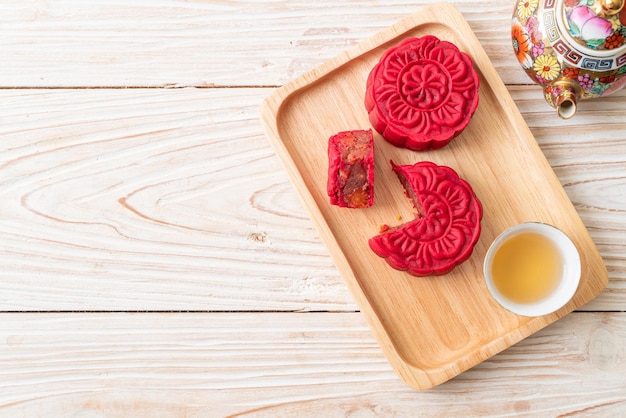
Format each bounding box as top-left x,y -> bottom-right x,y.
369,161 -> 482,276
327,129 -> 375,208
365,36 -> 480,151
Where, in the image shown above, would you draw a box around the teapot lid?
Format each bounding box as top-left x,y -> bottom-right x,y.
560,0 -> 626,56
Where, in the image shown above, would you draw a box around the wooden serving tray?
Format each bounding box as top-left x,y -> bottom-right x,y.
259,3 -> 608,389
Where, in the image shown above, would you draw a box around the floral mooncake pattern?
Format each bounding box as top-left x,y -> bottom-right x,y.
369,161 -> 482,276
365,36 -> 480,151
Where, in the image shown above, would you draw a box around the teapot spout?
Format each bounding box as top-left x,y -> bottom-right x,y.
545,81 -> 581,120
556,94 -> 577,119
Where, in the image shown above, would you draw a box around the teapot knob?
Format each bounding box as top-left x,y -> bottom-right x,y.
597,0 -> 624,16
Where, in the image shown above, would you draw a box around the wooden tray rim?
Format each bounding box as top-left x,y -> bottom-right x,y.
259,2 -> 608,389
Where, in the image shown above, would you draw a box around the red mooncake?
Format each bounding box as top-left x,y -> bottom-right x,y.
365,36 -> 480,151
327,129 -> 375,208
369,161 -> 482,276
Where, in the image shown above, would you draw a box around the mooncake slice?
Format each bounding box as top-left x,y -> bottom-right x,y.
369,161 -> 482,276
365,36 -> 480,151
327,129 -> 375,208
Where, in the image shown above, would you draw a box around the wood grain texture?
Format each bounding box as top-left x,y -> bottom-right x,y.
1,0 -> 626,409
0,0 -> 519,88
0,312 -> 624,417
0,87 -> 624,311
0,87 -> 354,311
512,85 -> 626,311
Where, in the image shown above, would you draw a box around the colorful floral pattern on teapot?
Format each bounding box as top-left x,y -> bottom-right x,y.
512,0 -> 626,118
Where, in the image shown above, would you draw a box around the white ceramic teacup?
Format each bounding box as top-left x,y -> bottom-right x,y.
483,222 -> 581,317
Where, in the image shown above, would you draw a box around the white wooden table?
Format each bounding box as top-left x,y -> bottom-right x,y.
1,1 -> 625,416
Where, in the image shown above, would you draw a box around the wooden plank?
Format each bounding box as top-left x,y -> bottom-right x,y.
0,88 -> 624,311
0,312 -> 624,416
0,87 -> 355,311
0,0 -> 523,87
3,0 -> 624,411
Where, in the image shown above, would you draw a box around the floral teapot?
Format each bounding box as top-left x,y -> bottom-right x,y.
512,0 -> 626,118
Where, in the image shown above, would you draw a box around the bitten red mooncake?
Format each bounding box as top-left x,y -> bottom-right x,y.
327,129 -> 375,208
369,161 -> 482,276
365,36 -> 480,151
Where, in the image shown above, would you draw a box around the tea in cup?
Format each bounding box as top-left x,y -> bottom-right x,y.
483,222 -> 581,317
